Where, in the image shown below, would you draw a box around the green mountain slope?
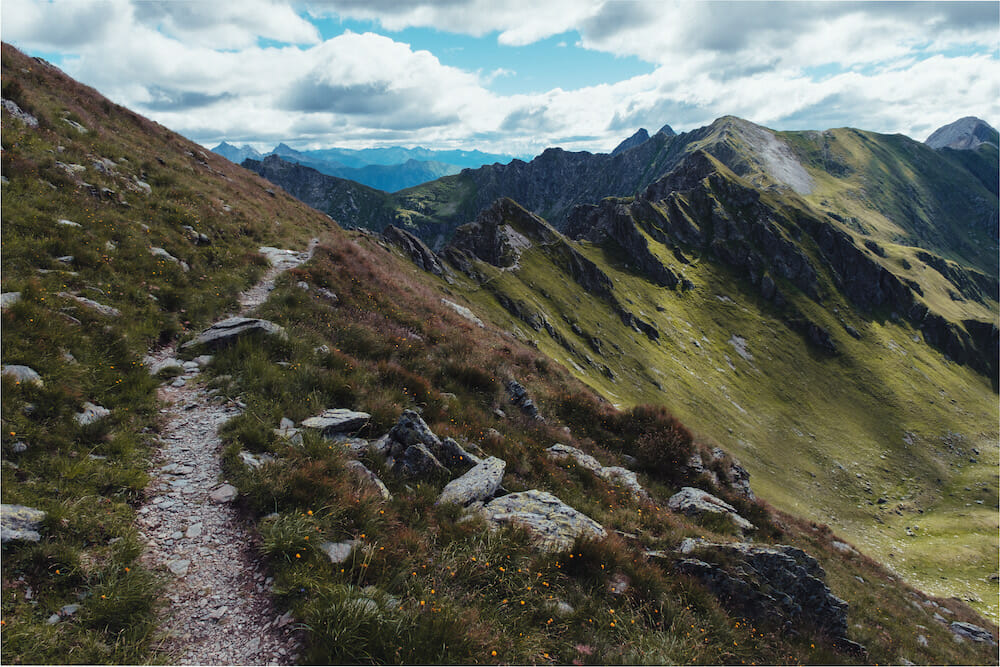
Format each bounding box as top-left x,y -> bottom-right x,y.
2,43 -> 997,665
434,187 -> 998,621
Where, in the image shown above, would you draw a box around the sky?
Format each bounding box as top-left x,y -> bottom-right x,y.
3,0 -> 998,157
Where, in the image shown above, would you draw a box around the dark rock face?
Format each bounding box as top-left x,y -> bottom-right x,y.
611,128 -> 650,156
449,198 -> 560,268
382,225 -> 447,276
677,542 -> 861,654
505,379 -> 540,419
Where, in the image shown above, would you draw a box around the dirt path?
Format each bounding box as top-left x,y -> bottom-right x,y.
137,242 -> 315,665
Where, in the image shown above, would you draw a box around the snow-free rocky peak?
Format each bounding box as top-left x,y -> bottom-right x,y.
924,116 -> 999,150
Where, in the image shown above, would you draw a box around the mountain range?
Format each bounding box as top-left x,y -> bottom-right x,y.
212,140 -> 517,192
2,41 -> 997,665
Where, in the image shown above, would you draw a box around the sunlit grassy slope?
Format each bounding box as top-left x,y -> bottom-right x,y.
437,196 -> 999,622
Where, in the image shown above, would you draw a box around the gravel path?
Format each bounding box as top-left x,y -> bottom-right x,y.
138,243 -> 315,665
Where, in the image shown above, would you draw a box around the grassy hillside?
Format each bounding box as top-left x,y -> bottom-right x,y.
0,43 -> 334,662
437,196 -> 999,623
2,42 -> 996,665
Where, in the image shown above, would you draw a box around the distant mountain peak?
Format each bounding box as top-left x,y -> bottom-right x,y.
656,123 -> 676,137
611,128 -> 650,155
211,141 -> 262,164
925,117 -> 999,150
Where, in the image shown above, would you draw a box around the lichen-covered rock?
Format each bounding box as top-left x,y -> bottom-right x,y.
1,364 -> 42,387
599,466 -> 649,501
344,460 -> 392,501
1,504 -> 46,543
300,408 -> 371,436
677,542 -> 856,649
239,450 -> 276,469
181,317 -> 285,351
437,456 -> 506,506
75,401 -> 110,425
0,292 -> 21,310
387,409 -> 441,452
482,489 -> 606,552
546,443 -> 603,475
441,299 -> 485,327
668,486 -> 754,533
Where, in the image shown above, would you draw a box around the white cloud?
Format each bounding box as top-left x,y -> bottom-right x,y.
1,0 -> 997,155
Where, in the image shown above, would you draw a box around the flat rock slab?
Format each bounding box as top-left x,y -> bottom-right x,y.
1,504 -> 46,543
482,489 -> 606,552
57,292 -> 122,317
441,299 -> 484,327
1,364 -> 42,387
437,456 -> 506,506
668,486 -> 754,533
181,317 -> 285,351
0,292 -> 21,309
301,408 -> 371,436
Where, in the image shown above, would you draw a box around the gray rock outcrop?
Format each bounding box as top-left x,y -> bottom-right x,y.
950,621 -> 997,645
1,504 -> 47,543
546,444 -> 649,500
393,442 -> 449,480
437,456 -> 506,506
505,379 -> 540,419
383,225 -> 447,276
481,489 -> 606,552
668,487 -> 755,533
676,541 -> 862,655
300,409 -> 371,436
181,317 -> 286,351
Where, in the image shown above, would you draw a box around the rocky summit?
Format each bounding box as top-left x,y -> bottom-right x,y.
1,40 -> 997,667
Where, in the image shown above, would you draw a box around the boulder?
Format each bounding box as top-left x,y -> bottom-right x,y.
209,484 -> 238,503
599,466 -> 650,501
1,504 -> 46,543
950,621 -> 997,645
181,317 -> 286,351
300,408 -> 371,436
668,487 -> 754,533
75,401 -> 110,426
437,456 -> 506,506
546,444 -> 603,475
481,489 -> 606,552
328,436 -> 371,457
437,437 -> 482,471
344,460 -> 392,501
387,409 -> 441,452
147,357 -> 184,375
677,542 -> 856,646
2,365 -> 42,387
320,540 -> 358,564
392,443 -> 450,480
